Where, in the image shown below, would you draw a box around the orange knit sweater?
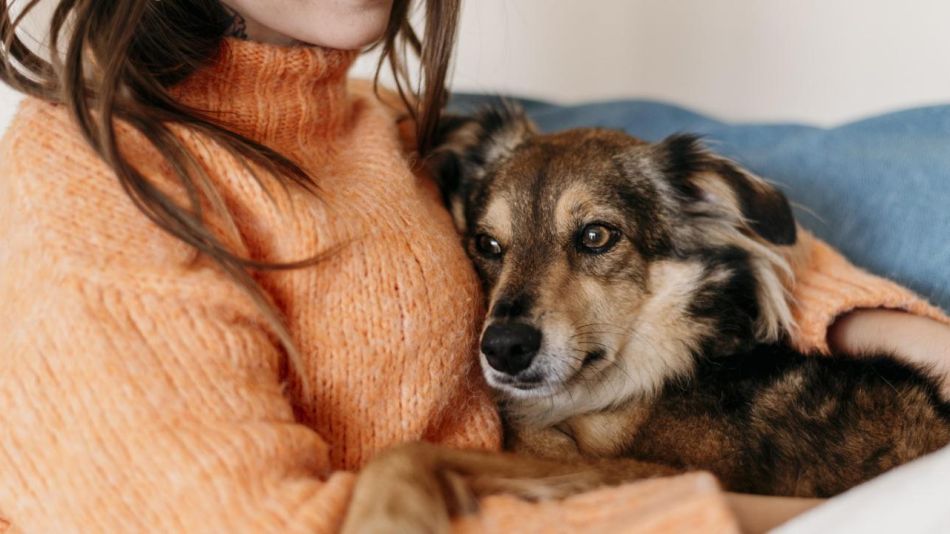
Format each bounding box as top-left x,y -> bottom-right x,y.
0,39 -> 946,533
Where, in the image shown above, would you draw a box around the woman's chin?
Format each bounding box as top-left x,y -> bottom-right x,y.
228,0 -> 394,50
290,2 -> 393,50
298,28 -> 388,51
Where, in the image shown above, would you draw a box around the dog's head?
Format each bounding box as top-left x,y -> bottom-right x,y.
431,106 -> 798,423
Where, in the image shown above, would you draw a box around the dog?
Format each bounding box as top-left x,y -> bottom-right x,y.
340,106 -> 950,533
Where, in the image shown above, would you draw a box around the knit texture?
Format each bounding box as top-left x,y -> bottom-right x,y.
454,473 -> 739,534
790,231 -> 950,353
0,38 -> 945,533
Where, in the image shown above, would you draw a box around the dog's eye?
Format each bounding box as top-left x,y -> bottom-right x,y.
474,234 -> 504,259
578,224 -> 620,254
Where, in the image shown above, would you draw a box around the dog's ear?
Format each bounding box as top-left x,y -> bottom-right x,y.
428,105 -> 536,231
655,134 -> 797,246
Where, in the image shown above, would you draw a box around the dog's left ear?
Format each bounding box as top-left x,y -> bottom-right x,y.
655,134 -> 797,246
427,105 -> 536,231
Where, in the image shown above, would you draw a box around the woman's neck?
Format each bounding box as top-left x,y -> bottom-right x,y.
222,4 -> 298,47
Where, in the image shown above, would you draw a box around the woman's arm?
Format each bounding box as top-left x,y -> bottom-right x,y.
830,309 -> 950,397
0,183 -> 357,531
726,493 -> 824,534
787,231 -> 950,361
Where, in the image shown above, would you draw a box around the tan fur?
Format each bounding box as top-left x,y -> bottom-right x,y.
480,196 -> 513,243
553,182 -> 626,236
505,259 -> 715,428
565,403 -> 654,457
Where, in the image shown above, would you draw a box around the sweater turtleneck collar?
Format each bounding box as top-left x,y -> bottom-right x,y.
172,38 -> 358,158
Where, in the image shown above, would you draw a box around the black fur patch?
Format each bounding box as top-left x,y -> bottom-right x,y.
612,159 -> 674,259
657,133 -> 709,184
427,105 -> 535,234
712,161 -> 797,246
463,104 -> 532,174
686,247 -> 761,355
657,134 -> 797,246
633,343 -> 950,497
430,114 -> 474,204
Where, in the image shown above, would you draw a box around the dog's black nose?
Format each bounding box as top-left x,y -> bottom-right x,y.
481,322 -> 542,375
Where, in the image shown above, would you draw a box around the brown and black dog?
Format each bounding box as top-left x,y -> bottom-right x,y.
341,106 -> 950,533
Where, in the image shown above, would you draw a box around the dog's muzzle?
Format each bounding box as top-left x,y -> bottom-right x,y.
480,322 -> 542,375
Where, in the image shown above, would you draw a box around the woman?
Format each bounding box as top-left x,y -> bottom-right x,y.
0,1 -> 947,532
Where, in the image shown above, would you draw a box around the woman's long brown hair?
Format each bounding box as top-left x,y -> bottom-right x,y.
0,0 -> 461,366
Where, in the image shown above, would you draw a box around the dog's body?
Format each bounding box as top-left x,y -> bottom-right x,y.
341,107 -> 950,532
508,344 -> 949,497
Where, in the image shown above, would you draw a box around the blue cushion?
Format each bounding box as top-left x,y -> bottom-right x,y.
449,95 -> 950,312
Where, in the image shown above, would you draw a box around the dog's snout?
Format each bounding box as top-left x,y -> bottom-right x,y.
491,295 -> 533,319
481,322 -> 542,375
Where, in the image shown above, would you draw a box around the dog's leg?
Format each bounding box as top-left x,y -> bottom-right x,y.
340,442 -> 462,534
341,441 -> 679,534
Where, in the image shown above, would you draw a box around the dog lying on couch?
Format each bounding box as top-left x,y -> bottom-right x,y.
341,106 -> 950,533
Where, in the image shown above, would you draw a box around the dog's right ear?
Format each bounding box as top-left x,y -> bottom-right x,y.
428,105 -> 536,231
654,134 -> 797,246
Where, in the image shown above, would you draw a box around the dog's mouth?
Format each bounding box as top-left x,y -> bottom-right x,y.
484,371 -> 553,398
482,348 -> 610,397
491,373 -> 543,390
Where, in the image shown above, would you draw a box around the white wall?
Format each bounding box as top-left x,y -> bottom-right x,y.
4,0 -> 950,136
442,0 -> 950,125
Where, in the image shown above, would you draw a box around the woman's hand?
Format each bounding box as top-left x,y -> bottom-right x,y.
828,309 -> 950,398
726,493 -> 823,534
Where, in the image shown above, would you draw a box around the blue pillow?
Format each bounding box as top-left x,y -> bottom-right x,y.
449,95 -> 950,312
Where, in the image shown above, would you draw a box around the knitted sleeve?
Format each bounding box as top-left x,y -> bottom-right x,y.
457,473 -> 740,533
789,231 -> 950,353
0,227 -> 364,532
0,120 -> 365,531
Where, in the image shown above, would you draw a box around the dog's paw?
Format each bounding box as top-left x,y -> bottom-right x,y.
340,442 -> 461,534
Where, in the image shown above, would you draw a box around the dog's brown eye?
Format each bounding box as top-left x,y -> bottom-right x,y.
475,234 -> 504,259
578,224 -> 620,254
